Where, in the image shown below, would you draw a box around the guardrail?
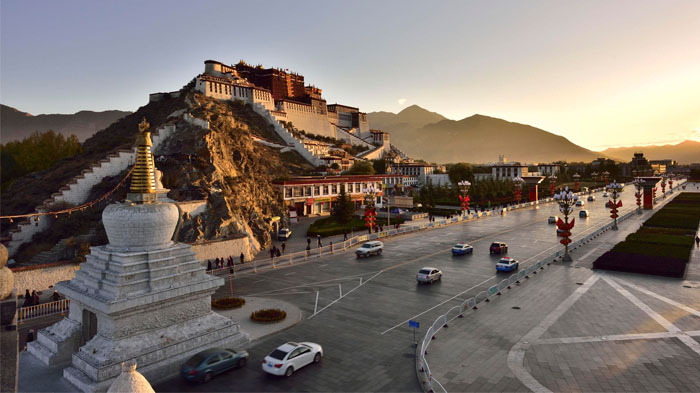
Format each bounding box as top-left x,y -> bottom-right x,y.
416,180 -> 688,393
17,299 -> 70,322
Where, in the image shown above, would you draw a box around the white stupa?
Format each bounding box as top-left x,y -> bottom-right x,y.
106,362 -> 154,393
28,118 -> 248,393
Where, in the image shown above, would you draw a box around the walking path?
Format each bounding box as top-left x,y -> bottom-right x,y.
424,184 -> 700,393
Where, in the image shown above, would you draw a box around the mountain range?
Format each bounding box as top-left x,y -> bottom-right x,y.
1,104 -> 131,143
368,105 -> 601,164
368,105 -> 700,164
600,140 -> 700,164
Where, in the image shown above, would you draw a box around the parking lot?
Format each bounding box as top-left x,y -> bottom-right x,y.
155,187 -> 644,392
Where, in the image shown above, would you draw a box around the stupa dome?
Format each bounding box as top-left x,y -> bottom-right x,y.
103,202 -> 179,251
106,362 -> 155,393
0,244 -> 13,300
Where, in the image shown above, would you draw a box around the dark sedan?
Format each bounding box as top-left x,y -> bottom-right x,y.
181,348 -> 249,383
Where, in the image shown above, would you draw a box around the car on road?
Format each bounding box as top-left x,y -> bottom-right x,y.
489,242 -> 508,254
603,192 -> 609,197
356,241 -> 383,258
278,228 -> 292,241
451,243 -> 474,255
575,200 -> 584,207
262,342 -> 323,377
605,201 -> 611,208
548,216 -> 558,224
416,267 -> 442,284
579,210 -> 590,218
496,257 -> 519,272
587,195 -> 596,201
181,348 -> 248,383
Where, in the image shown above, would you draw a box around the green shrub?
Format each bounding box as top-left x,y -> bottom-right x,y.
251,308 -> 286,323
307,216 -> 405,237
212,297 -> 246,309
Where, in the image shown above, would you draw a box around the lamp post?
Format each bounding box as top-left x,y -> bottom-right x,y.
513,176 -> 524,204
458,180 -> 471,216
554,187 -> 577,262
633,177 -> 643,215
606,180 -> 624,230
668,173 -> 674,193
363,185 -> 378,233
572,173 -> 581,192
548,175 -> 557,197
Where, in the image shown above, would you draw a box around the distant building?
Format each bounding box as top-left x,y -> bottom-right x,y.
389,162 -> 438,186
426,173 -> 451,187
474,173 -> 493,183
537,164 -> 560,176
491,163 -> 530,181
649,159 -> 678,174
498,155 -> 507,164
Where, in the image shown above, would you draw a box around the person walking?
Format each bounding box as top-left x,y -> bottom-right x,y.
306,244 -> 311,256
26,329 -> 35,345
307,237 -> 311,247
317,234 -> 322,248
51,291 -> 60,302
240,253 -> 245,264
281,242 -> 286,253
329,241 -> 334,253
207,260 -> 212,271
696,235 -> 700,248
269,247 -> 275,259
31,291 -> 40,306
343,232 -> 347,241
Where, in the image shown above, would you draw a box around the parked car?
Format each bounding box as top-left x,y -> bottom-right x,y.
489,242 -> 508,254
416,267 -> 442,284
548,216 -> 558,224
181,348 -> 248,383
356,241 -> 383,258
278,228 -> 292,241
451,243 -> 474,255
496,257 -> 519,272
575,200 -> 584,207
579,210 -> 590,218
262,342 -> 323,377
587,195 -> 596,201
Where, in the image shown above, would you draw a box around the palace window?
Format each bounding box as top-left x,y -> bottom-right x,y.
314,186 -> 320,195
323,186 -> 329,195
304,187 -> 312,197
285,187 -> 292,198
331,185 -> 338,194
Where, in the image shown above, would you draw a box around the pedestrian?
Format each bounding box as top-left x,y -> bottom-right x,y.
51,291 -> 60,302
307,237 -> 311,247
343,232 -> 348,241
240,253 -> 245,264
330,241 -> 333,253
207,260 -> 212,271
281,242 -> 286,253
317,234 -> 322,247
276,248 -> 281,257
306,244 -> 311,256
214,257 -> 220,269
270,247 -> 275,259
31,290 -> 40,306
26,329 -> 35,344
696,236 -> 700,248
22,293 -> 32,308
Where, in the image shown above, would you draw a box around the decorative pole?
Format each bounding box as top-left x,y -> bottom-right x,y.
548,175 -> 557,197
633,177 -> 643,215
606,180 -> 624,230
363,185 -> 378,233
513,176 -> 524,204
660,175 -> 667,197
458,180 -> 471,216
572,173 -> 581,192
554,187 -> 577,262
668,173 -> 674,193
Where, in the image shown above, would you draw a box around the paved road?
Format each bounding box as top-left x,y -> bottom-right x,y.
155,186 -> 653,392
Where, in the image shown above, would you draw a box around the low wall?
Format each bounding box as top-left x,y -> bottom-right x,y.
12,262 -> 81,292
189,236 -> 256,265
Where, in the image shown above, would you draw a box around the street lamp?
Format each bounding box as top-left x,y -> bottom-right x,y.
548,175 -> 557,197
668,173 -> 674,193
606,180 -> 624,230
572,173 -> 581,192
633,177 -> 643,215
362,185 -> 379,233
513,176 -> 524,204
553,187 -> 577,262
457,180 -> 471,215
660,174 -> 667,197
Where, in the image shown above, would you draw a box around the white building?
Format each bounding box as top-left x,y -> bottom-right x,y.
491,164 -> 530,181
389,163 -> 437,186
537,164 -> 561,176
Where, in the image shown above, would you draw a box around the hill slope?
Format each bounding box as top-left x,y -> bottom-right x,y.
1,104 -> 130,142
369,106 -> 600,164
600,140 -> 700,164
368,105 -> 446,133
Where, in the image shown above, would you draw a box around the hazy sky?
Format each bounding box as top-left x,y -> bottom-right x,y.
2,0 -> 699,151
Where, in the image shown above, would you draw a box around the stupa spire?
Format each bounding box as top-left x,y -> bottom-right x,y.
128,117 -> 157,202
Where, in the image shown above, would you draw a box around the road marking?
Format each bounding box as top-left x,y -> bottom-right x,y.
319,264 -> 328,267
285,272 -> 297,276
380,275 -> 497,335
308,271 -> 383,319
615,278 -> 700,318
314,291 -> 319,314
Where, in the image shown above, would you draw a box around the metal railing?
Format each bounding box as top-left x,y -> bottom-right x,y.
17,299 -> 70,322
416,180 -> 688,393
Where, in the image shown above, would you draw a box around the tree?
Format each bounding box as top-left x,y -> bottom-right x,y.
448,163 -> 474,184
330,163 -> 340,170
372,159 -> 387,174
345,160 -> 375,175
332,184 -> 355,223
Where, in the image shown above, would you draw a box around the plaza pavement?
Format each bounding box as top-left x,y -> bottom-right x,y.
425,184 -> 700,393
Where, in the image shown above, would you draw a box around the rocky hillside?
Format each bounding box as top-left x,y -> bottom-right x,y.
368,106 -> 601,164
4,87 -> 308,263
1,104 -> 130,142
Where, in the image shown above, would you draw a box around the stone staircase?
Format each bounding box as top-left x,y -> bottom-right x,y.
333,125 -> 374,148
4,113 -> 185,257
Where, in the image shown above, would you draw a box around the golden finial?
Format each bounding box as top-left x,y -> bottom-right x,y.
128,117 -> 157,200
138,117 -> 150,132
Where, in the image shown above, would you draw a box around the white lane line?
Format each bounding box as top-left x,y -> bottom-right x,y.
507,273 -> 600,393
533,331 -> 679,345
381,275 -> 496,335
308,271 -> 384,319
285,272 -> 297,276
319,264 -> 328,267
338,283 -> 342,298
243,270 -> 384,296
615,279 -> 700,318
313,291 -> 319,314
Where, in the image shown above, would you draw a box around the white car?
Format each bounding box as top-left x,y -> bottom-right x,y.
587,195 -> 596,201
262,342 -> 323,377
278,228 -> 292,241
548,216 -> 558,224
451,243 -> 474,255
603,192 -> 609,197
416,267 -> 442,284
496,257 -> 519,272
575,200 -> 584,207
356,241 -> 383,258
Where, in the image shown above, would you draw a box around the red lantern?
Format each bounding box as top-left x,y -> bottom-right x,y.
609,199 -> 622,219
635,192 -> 642,207
458,194 -> 470,212
550,183 -> 555,196
556,217 -> 575,246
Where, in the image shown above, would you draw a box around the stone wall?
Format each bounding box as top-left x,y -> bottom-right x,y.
12,263 -> 81,292
190,236 -> 256,265
274,101 -> 334,139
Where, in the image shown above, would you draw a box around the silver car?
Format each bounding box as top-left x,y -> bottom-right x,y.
416,267 -> 442,284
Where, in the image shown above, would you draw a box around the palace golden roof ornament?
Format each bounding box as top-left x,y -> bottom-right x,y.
128,117 -> 157,202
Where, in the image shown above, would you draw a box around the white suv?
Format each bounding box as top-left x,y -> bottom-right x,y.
356,241 -> 383,258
